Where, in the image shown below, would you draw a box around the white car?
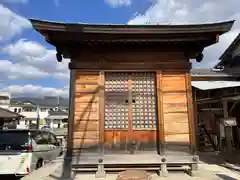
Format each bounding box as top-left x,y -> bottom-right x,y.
0,129 -> 62,177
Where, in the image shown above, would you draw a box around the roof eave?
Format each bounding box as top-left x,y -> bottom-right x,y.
219,33 -> 240,61
30,19 -> 235,35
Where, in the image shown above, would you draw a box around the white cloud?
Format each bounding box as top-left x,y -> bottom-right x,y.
128,0 -> 240,68
0,60 -> 49,81
0,84 -> 69,98
3,39 -> 70,81
3,0 -> 28,4
0,4 -> 31,41
104,0 -> 131,7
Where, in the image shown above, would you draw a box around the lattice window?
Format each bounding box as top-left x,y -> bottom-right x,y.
104,73 -> 129,129
132,72 -> 156,129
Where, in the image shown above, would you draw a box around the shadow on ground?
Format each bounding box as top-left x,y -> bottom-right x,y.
198,151 -> 240,173
216,173 -> 238,180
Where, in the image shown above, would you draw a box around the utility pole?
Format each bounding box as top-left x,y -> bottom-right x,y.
36,104 -> 40,130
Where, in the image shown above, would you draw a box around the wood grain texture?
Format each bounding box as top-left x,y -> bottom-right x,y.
164,122 -> 189,134
75,84 -> 99,93
74,120 -> 99,131
73,70 -> 100,149
164,113 -> 189,123
163,103 -> 187,113
73,131 -> 99,139
162,75 -> 186,92
161,73 -> 190,143
104,130 -> 157,146
75,72 -> 99,83
156,71 -> 165,143
73,139 -> 99,148
75,102 -> 98,112
99,71 -> 105,145
165,134 -> 190,142
163,93 -> 187,104
185,72 -> 196,147
75,93 -> 99,103
74,111 -> 99,120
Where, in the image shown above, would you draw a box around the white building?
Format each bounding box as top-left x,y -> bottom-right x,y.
9,97 -> 68,127
0,92 -> 11,109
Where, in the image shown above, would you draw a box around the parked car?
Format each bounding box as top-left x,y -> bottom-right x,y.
0,129 -> 62,177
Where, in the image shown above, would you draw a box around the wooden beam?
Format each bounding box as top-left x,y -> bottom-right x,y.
69,61 -> 191,71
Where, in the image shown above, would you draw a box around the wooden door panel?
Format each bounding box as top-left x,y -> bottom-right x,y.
104,72 -> 157,152
132,72 -> 157,130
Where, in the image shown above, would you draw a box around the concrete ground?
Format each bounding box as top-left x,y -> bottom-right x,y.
43,163 -> 240,180
21,152 -> 240,180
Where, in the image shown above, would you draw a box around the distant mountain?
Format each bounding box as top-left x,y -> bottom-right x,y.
12,96 -> 69,108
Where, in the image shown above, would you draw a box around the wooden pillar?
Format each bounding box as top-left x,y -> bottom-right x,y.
185,73 -> 197,154
156,71 -> 165,155
62,69 -> 76,178
96,71 -> 106,178
156,71 -> 168,177
222,100 -> 233,154
192,88 -> 199,150
99,71 -> 105,155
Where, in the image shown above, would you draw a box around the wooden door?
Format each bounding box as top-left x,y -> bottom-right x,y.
104,72 -> 157,154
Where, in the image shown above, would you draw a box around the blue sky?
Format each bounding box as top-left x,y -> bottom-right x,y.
0,0 -> 239,97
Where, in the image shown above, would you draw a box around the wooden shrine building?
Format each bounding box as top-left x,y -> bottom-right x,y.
30,19 -> 234,177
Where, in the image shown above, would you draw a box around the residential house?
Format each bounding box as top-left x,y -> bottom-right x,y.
45,109 -> 68,128
9,96 -> 68,127
0,92 -> 11,109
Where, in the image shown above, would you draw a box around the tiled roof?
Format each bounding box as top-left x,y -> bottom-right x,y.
0,107 -> 23,119
190,68 -> 240,77
219,33 -> 240,60
11,96 -> 68,108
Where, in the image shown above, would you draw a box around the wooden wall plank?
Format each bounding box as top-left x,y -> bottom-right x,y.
75,93 -> 99,103
74,120 -> 99,131
73,139 -> 99,149
163,93 -> 187,104
74,111 -> 99,120
75,102 -> 98,112
75,72 -> 99,83
164,113 -> 189,123
162,72 -> 190,144
73,131 -> 99,139
163,103 -> 187,113
164,122 -> 189,134
165,134 -> 190,142
75,84 -> 99,93
73,70 -> 100,150
162,75 -> 186,92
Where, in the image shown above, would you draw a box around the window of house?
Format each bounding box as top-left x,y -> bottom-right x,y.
18,108 -> 21,113
14,108 -> 17,113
